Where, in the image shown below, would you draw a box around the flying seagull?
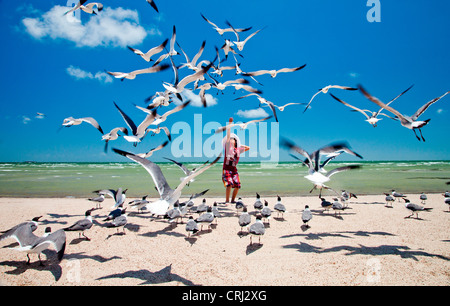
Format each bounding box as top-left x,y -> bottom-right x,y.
62,117 -> 104,134
127,39 -> 168,62
102,127 -> 128,153
112,148 -> 221,217
214,116 -> 272,134
114,102 -> 157,145
146,0 -> 159,13
164,157 -> 209,186
136,141 -> 169,159
303,85 -> 358,113
281,138 -> 362,197
243,64 -> 306,79
106,64 -> 169,81
200,13 -> 252,36
225,20 -> 262,51
328,84 -> 414,127
359,84 -> 449,141
64,1 -> 103,15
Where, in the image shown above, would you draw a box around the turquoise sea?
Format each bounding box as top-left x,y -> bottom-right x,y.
0,161 -> 449,198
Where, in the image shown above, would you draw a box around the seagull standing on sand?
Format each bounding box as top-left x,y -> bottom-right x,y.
166,203 -> 183,224
194,198 -> 208,215
108,210 -> 128,234
444,197 -> 450,212
302,205 -> 312,228
88,193 -> 104,209
332,198 -> 345,217
62,117 -> 104,134
261,200 -> 272,224
359,85 -> 450,141
320,198 -> 332,213
403,198 -> 432,219
63,210 -> 93,241
384,193 -> 395,207
104,207 -> 126,221
195,206 -> 215,231
253,193 -> 263,212
420,192 -> 427,205
128,196 -> 150,213
249,216 -> 265,245
235,197 -> 245,214
391,190 -> 406,202
239,207 -> 251,234
185,216 -> 199,238
273,196 -> 286,219
8,227 -> 66,266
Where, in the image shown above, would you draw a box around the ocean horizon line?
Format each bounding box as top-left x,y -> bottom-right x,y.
2,159 -> 450,164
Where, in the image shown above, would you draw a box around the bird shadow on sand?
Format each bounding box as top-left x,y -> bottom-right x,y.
246,243 -> 263,255
64,252 -> 121,263
69,237 -> 91,245
184,236 -> 198,246
281,230 -> 396,241
283,242 -> 450,261
273,216 -> 287,222
139,224 -> 185,239
96,264 -> 198,286
0,250 -> 63,281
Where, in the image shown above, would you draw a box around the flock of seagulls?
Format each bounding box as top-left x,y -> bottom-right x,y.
3,1 -> 449,267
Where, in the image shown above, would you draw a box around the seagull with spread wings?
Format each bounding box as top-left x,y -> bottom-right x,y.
281,138 -> 363,197
329,84 -> 414,127
359,85 -> 449,141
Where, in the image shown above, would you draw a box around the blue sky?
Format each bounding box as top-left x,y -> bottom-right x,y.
0,0 -> 449,162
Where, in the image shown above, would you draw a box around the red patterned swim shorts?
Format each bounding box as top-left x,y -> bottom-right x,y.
222,169 -> 241,189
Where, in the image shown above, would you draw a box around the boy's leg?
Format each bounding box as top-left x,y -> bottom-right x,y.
225,186 -> 232,203
231,187 -> 239,203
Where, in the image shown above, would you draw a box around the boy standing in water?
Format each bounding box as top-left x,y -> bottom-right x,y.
223,117 -> 250,203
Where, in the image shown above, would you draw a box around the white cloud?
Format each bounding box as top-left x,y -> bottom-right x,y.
437,108 -> 445,115
66,65 -> 113,84
349,72 -> 360,78
173,89 -> 218,107
22,5 -> 149,48
236,108 -> 269,118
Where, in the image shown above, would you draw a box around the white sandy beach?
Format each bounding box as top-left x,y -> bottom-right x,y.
0,193 -> 449,286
